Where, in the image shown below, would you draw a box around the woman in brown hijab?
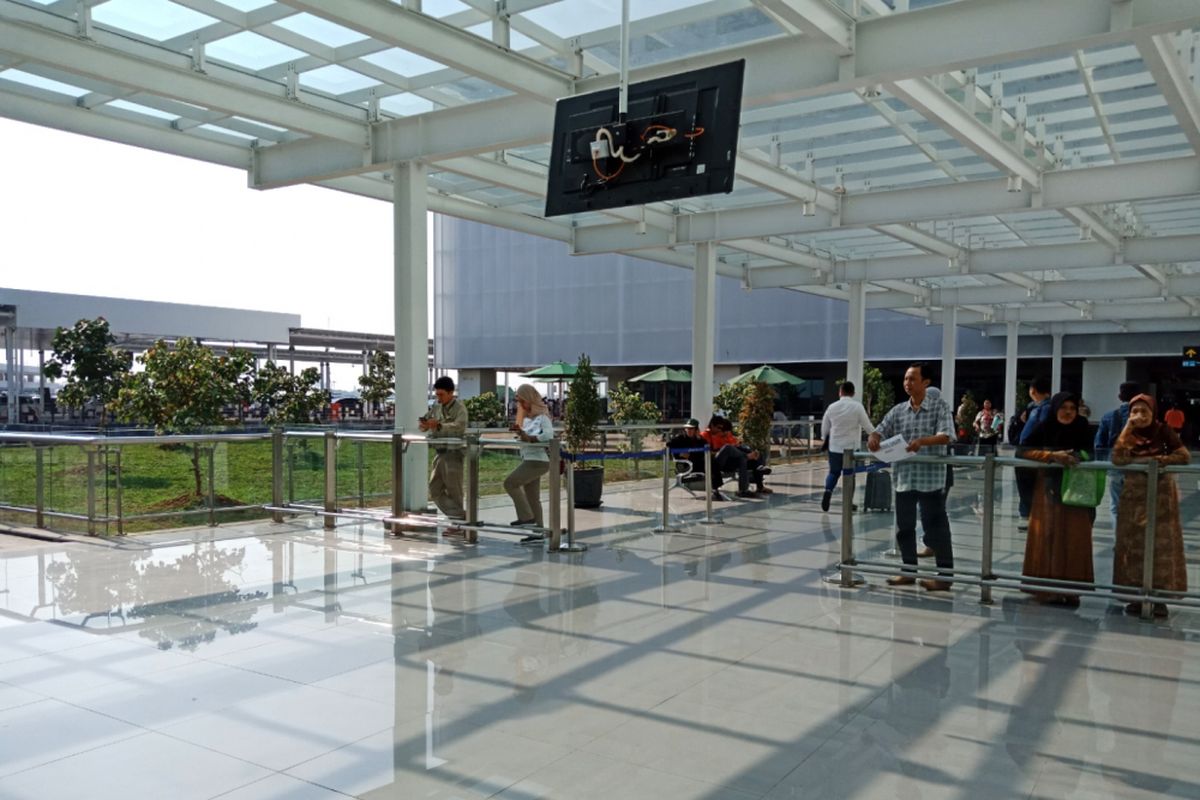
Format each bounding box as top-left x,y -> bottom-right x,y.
1018,391 -> 1096,607
1112,394 -> 1190,618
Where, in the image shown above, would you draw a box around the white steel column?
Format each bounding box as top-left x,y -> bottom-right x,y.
1051,332 -> 1064,393
691,242 -> 717,425
37,349 -> 45,416
1004,321 -> 1019,421
394,161 -> 429,511
4,328 -> 14,424
846,281 -> 866,393
941,305 -> 958,403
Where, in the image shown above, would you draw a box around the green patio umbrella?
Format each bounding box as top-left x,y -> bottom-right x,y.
628,366 -> 692,383
629,366 -> 692,418
521,360 -> 578,379
729,365 -> 806,386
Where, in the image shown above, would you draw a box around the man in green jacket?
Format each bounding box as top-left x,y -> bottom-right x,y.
420,376 -> 469,520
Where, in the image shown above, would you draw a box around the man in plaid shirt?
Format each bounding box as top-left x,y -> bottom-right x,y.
868,362 -> 956,591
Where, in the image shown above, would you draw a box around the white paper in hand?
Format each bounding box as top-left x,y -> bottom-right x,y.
876,434 -> 915,463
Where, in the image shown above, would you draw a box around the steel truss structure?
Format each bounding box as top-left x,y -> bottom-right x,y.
0,0 -> 1196,334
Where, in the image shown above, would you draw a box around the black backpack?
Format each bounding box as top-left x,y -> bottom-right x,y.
1007,409 -> 1026,446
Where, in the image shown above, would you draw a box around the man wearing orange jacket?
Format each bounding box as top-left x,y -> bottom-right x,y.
701,416 -> 771,498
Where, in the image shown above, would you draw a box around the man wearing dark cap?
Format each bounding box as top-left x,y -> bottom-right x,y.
1095,381 -> 1141,526
666,418 -> 726,500
420,376 -> 469,520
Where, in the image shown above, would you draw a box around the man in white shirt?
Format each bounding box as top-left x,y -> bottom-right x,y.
820,381 -> 876,512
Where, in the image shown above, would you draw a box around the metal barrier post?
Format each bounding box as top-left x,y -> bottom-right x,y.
271,429 -> 284,523
207,445 -> 217,527
323,430 -> 337,531
560,458 -> 587,552
85,447 -> 97,536
979,453 -> 996,604
286,441 -> 295,503
653,447 -> 679,532
827,448 -> 864,587
114,447 -> 124,536
703,448 -> 721,524
356,441 -> 365,508
548,439 -> 562,551
1140,460 -> 1159,620
389,431 -> 405,533
465,434 -> 480,526
34,447 -> 44,529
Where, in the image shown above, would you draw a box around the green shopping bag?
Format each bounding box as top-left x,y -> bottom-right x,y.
1060,455 -> 1106,508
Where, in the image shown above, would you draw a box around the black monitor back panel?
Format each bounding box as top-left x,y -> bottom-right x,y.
544,60 -> 745,218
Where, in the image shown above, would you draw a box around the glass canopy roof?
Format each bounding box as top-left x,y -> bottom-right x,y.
1,0 -> 1198,334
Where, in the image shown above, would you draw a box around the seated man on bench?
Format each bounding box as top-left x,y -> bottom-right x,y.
667,418 -> 727,501
702,416 -> 772,498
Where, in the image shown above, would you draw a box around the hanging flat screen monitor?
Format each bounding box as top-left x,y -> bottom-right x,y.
544,60 -> 745,218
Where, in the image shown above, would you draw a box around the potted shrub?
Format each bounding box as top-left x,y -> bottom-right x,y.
564,353 -> 604,508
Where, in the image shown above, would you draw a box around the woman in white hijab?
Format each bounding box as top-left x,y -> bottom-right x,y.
504,384 -> 555,527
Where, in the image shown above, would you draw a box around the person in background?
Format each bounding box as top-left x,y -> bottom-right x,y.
420,376 -> 468,521
1016,376 -> 1053,531
973,399 -> 1001,455
868,363 -> 956,591
503,384 -> 554,528
1112,394 -> 1190,618
819,380 -> 875,512
1017,392 -> 1095,607
701,416 -> 767,498
1094,381 -> 1141,528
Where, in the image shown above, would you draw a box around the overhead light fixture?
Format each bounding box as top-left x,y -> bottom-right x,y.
1006,175 -> 1023,193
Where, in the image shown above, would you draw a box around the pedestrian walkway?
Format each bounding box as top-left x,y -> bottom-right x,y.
0,462 -> 1195,799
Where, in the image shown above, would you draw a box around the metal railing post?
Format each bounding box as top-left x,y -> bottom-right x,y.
548,439 -> 562,551
114,447 -> 124,536
34,446 -> 44,529
207,445 -> 216,527
356,440 -> 365,508
271,429 -> 284,523
85,447 -> 97,536
839,449 -> 861,587
465,434 -> 480,526
703,448 -> 721,524
560,457 -> 586,552
653,447 -> 678,532
389,431 -> 405,533
323,430 -> 337,531
286,441 -> 295,504
979,453 -> 996,604
1140,460 -> 1160,620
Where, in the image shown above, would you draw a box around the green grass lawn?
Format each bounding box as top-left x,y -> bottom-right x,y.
0,438 -> 679,535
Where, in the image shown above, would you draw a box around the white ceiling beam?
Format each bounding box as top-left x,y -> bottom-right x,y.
570,156 -> 1200,254
734,151 -> 838,210
980,318 -> 1200,336
866,273 -> 1200,309
279,0 -> 572,100
751,0 -> 855,55
247,0 -> 1200,182
1136,32 -> 1200,154
872,223 -> 960,258
0,14 -> 367,143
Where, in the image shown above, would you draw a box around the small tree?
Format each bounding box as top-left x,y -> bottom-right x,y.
42,317 -> 132,425
112,338 -> 253,496
608,381 -> 660,477
564,353 -> 602,462
252,362 -> 330,425
861,364 -> 894,426
737,381 -> 774,455
463,391 -> 505,428
713,380 -> 752,423
956,391 -> 978,441
357,350 -> 394,417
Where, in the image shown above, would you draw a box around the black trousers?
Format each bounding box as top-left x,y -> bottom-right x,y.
896,490 -> 954,574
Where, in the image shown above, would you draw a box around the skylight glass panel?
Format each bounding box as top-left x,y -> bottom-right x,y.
0,69 -> 89,97
465,22 -> 538,51
220,0 -> 273,10
413,0 -> 470,17
199,123 -> 257,140
520,0 -> 711,38
379,93 -> 437,117
360,47 -> 444,77
274,13 -> 369,47
207,31 -> 307,70
300,64 -> 379,95
107,99 -> 179,121
92,0 -> 217,41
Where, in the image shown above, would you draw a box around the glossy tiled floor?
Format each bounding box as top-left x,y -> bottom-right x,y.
0,463 -> 1198,799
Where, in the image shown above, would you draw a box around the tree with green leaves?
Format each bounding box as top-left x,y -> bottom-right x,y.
252,362 -> 330,425
357,350 -> 394,417
861,364 -> 895,426
564,353 -> 602,460
112,338 -> 254,497
713,380 -> 752,423
608,381 -> 660,476
42,317 -> 132,425
737,381 -> 774,455
463,391 -> 505,428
